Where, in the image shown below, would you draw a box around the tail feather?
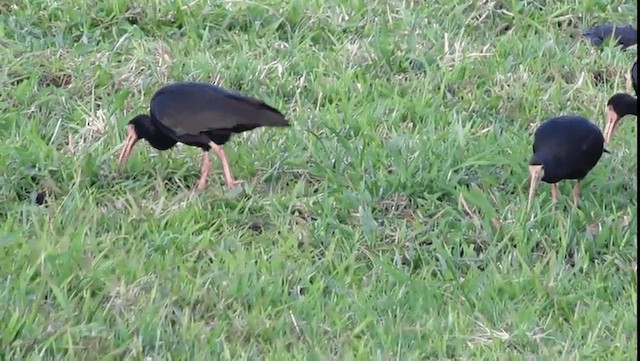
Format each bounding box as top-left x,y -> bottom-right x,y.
224,91 -> 290,127
256,102 -> 290,127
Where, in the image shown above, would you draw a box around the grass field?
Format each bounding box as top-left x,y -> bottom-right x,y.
0,0 -> 637,359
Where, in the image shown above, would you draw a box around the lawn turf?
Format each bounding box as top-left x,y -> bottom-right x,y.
0,0 -> 637,359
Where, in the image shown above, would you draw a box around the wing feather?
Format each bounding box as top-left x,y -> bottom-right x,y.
150,82 -> 288,136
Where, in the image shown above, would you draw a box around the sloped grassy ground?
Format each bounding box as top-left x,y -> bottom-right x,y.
0,0 -> 637,359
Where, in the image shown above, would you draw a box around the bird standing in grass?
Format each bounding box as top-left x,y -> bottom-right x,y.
582,23 -> 637,49
528,115 -> 608,209
118,82 -> 289,190
604,61 -> 637,143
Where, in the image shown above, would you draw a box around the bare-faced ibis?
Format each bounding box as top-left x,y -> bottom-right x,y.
528,115 -> 608,209
118,82 -> 289,190
604,61 -> 637,143
582,23 -> 637,50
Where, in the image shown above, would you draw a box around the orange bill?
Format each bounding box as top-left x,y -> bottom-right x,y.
603,105 -> 620,143
527,164 -> 543,210
118,124 -> 139,167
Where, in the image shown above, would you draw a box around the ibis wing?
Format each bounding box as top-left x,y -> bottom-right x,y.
533,116 -> 603,160
580,132 -> 604,152
150,83 -> 288,136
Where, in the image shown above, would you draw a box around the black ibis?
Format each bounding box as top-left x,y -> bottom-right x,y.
604,61 -> 637,143
528,115 -> 608,209
582,23 -> 637,50
118,82 -> 289,190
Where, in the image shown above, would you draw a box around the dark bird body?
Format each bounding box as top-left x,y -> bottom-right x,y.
35,191 -> 46,206
118,82 -> 289,190
604,61 -> 638,143
528,115 -> 607,209
582,23 -> 637,49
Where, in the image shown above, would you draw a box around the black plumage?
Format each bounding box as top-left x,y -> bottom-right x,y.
528,115 -> 608,209
604,61 -> 638,143
118,82 -> 289,190
582,23 -> 637,49
35,191 -> 46,206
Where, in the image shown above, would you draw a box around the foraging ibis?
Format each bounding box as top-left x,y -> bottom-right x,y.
528,115 -> 608,209
582,23 -> 637,50
118,82 -> 289,190
604,93 -> 637,143
604,62 -> 637,143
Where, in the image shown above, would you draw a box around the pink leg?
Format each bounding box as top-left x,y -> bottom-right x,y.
551,183 -> 559,205
626,71 -> 632,93
196,151 -> 211,191
572,181 -> 580,207
208,141 -> 244,189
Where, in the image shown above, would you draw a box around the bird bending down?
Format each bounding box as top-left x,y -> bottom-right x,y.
527,115 -> 608,210
117,82 -> 289,190
604,61 -> 637,143
581,23 -> 638,49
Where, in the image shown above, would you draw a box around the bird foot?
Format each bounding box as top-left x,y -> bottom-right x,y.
226,179 -> 244,189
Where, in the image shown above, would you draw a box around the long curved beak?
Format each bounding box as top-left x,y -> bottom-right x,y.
603,105 -> 620,143
527,165 -> 543,210
118,125 -> 139,168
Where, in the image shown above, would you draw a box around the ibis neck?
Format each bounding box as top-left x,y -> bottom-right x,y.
131,115 -> 178,151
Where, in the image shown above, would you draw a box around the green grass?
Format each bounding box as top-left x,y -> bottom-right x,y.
0,0 -> 637,359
